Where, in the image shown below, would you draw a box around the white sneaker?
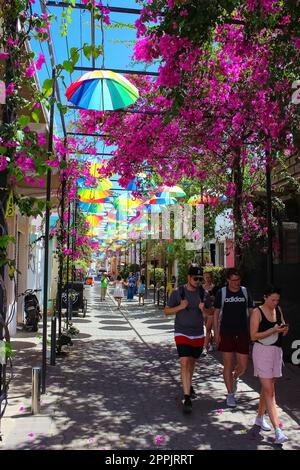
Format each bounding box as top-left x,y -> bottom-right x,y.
255,415 -> 272,431
202,347 -> 207,356
208,345 -> 214,352
226,393 -> 236,408
274,428 -> 289,444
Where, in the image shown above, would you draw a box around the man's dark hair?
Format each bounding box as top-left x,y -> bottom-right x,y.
263,285 -> 281,297
226,268 -> 240,279
117,275 -> 121,281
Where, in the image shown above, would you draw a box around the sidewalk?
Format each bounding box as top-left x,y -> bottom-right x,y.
1,283 -> 299,450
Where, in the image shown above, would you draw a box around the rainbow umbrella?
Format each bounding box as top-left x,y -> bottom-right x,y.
149,194 -> 177,205
156,185 -> 186,198
79,202 -> 104,213
65,70 -> 139,111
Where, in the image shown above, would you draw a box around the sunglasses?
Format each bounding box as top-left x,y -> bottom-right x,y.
192,276 -> 202,281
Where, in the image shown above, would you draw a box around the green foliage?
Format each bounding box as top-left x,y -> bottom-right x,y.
149,267 -> 164,284
203,266 -> 226,288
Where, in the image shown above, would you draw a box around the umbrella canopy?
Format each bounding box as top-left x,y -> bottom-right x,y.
156,185 -> 186,198
79,202 -> 104,213
149,194 -> 177,205
65,70 -> 139,111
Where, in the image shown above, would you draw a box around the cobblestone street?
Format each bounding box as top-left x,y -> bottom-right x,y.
1,284 -> 300,450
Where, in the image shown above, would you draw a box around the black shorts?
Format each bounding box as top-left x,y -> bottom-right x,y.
176,344 -> 203,359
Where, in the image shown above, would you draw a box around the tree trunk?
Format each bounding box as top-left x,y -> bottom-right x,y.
232,148 -> 243,270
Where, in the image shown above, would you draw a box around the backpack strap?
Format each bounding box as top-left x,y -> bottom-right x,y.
241,286 -> 249,317
178,285 -> 185,300
220,286 -> 226,318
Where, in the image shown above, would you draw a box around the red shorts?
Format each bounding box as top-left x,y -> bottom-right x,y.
218,332 -> 250,355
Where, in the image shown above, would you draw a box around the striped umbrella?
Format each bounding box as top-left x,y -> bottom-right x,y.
65,70 -> 139,111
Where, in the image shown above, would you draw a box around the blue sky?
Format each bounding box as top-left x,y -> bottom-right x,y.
30,1 -> 159,242
30,1 -> 158,192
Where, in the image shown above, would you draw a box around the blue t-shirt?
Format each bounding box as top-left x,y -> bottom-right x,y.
128,276 -> 136,288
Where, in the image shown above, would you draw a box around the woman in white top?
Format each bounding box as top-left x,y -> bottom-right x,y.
113,275 -> 124,309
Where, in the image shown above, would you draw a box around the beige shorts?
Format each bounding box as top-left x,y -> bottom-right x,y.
252,342 -> 283,379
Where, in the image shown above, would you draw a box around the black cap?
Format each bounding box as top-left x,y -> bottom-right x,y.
188,265 -> 203,276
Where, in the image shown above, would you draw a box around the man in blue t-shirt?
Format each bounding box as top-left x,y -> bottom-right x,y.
214,268 -> 254,408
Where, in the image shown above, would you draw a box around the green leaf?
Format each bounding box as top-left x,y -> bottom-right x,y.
42,78 -> 54,97
0,235 -> 16,249
57,102 -> 68,115
18,115 -> 31,128
16,130 -> 24,143
92,45 -> 103,60
63,60 -> 74,74
83,44 -> 93,61
31,110 -> 40,123
70,47 -> 79,64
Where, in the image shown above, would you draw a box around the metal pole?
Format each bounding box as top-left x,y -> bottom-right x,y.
50,316 -> 56,366
66,201 -> 71,326
57,160 -> 66,338
32,367 -> 41,414
266,161 -> 274,284
153,263 -> 156,303
41,68 -> 55,394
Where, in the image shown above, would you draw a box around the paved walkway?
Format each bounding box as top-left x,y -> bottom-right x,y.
1,283 -> 300,450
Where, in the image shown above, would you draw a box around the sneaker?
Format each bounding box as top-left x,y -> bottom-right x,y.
190,386 -> 196,399
202,347 -> 207,357
233,378 -> 239,394
182,396 -> 192,414
255,415 -> 272,431
274,428 -> 289,444
226,393 -> 237,408
208,344 -> 214,352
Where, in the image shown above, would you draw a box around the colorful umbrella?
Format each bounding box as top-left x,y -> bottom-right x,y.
156,185 -> 186,198
79,202 -> 104,213
65,70 -> 139,111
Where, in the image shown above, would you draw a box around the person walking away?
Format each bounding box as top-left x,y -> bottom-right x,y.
138,275 -> 146,306
202,271 -> 218,356
113,275 -> 125,310
214,268 -> 254,408
250,285 -> 289,444
127,272 -> 136,300
100,273 -> 109,301
164,265 -> 206,414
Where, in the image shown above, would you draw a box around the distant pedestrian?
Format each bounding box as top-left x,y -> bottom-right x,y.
164,265 -> 205,414
214,268 -> 254,408
202,271 -> 218,356
126,272 -> 136,300
113,275 -> 125,310
100,273 -> 109,301
250,285 -> 289,444
138,275 -> 146,306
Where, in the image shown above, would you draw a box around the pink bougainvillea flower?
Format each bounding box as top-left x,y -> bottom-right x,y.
19,405 -> 25,412
155,435 -> 165,445
37,133 -> 46,146
25,65 -> 35,78
27,432 -> 35,439
0,155 -> 9,171
35,52 -> 46,70
0,52 -> 9,59
217,409 -> 224,414
6,82 -> 16,95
